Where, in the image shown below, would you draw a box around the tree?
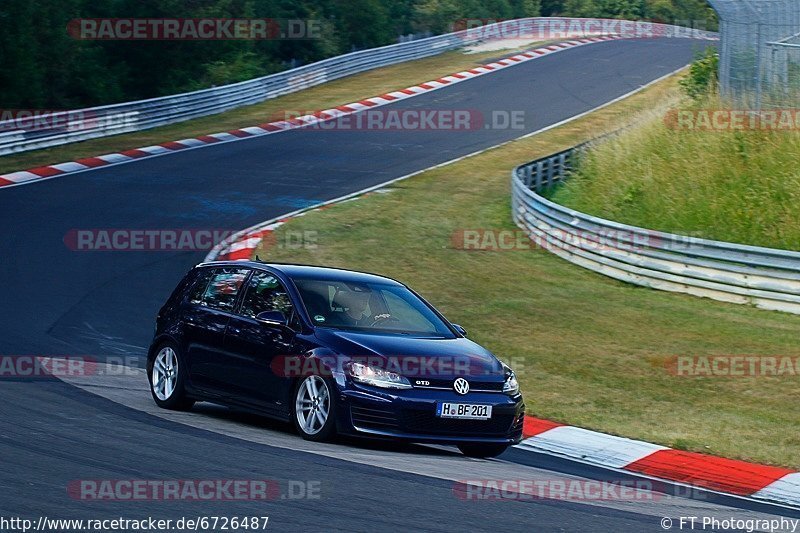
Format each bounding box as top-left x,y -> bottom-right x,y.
0,0 -> 715,109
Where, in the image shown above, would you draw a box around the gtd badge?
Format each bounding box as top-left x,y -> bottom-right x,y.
453,378 -> 470,395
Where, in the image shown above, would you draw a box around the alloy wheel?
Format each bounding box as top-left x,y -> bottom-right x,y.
295,375 -> 330,435
152,346 -> 178,401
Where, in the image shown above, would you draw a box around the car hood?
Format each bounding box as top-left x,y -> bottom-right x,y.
314,328 -> 505,380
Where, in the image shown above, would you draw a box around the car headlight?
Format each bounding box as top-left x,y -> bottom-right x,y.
502,368 -> 519,395
345,362 -> 412,389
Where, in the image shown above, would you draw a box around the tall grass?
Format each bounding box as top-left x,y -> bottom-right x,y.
550,102 -> 800,250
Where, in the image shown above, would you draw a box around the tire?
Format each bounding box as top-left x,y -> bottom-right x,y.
148,343 -> 194,411
457,443 -> 509,458
292,375 -> 337,442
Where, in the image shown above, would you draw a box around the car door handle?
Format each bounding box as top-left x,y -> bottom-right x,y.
229,326 -> 241,334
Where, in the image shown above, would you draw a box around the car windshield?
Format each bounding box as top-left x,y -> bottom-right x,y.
293,278 -> 455,337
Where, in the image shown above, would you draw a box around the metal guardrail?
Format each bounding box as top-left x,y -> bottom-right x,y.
0,18 -> 715,156
0,33 -> 471,155
511,142 -> 800,315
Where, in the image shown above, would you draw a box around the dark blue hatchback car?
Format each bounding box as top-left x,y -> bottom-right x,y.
148,261 -> 525,457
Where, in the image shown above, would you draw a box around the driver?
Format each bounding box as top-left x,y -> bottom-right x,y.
336,289 -> 371,327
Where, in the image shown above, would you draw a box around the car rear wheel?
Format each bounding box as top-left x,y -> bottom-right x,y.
148,344 -> 194,411
458,443 -> 509,458
293,375 -> 336,441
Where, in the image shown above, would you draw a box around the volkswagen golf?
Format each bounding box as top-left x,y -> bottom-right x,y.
148,261 -> 525,458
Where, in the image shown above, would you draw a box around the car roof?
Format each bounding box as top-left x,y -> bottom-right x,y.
198,261 -> 405,286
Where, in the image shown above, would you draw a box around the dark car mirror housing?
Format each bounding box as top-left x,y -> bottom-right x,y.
256,310 -> 289,327
452,324 -> 467,337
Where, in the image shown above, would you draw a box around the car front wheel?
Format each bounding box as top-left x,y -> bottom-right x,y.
293,375 -> 336,441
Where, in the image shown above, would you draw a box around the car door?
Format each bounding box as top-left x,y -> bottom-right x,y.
183,266 -> 249,397
224,269 -> 299,412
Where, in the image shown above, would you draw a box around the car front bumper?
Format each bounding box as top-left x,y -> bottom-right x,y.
335,381 -> 525,444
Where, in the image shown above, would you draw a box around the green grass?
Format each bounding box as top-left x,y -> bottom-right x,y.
255,74 -> 800,469
550,101 -> 800,250
0,43 -> 548,176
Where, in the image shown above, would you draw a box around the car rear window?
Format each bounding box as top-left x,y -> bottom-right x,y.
189,267 -> 249,312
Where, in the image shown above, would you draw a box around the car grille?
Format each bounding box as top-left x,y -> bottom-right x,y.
402,408 -> 516,436
412,379 -> 504,392
350,405 -> 400,430
351,404 -> 524,437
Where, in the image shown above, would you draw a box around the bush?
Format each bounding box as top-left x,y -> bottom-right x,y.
679,47 -> 719,100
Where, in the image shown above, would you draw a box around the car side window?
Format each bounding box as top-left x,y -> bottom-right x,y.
188,269 -> 216,305
194,268 -> 249,312
240,270 -> 295,320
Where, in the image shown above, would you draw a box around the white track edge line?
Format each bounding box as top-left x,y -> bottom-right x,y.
0,36 -> 640,191
204,65 -> 687,263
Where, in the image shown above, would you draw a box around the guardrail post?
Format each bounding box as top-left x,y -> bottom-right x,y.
535,161 -> 544,191
546,157 -> 555,187
558,153 -> 567,182
523,166 -> 533,188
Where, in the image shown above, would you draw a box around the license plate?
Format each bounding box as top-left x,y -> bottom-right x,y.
436,403 -> 492,420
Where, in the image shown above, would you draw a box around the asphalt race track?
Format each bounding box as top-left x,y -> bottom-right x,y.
3,37 -> 796,531
0,38 -> 705,357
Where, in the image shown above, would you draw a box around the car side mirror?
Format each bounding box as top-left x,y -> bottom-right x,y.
256,310 -> 288,327
452,324 -> 467,337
